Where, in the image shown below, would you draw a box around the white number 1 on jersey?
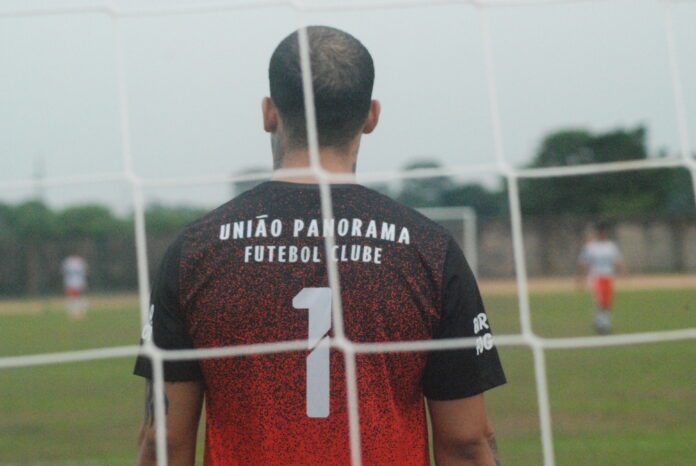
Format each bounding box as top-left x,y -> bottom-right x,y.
293,287 -> 332,418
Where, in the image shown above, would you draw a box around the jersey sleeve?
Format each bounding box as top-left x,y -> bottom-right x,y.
133,235 -> 203,382
422,238 -> 506,400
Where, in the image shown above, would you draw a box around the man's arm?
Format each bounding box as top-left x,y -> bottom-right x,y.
428,394 -> 499,466
138,380 -> 204,466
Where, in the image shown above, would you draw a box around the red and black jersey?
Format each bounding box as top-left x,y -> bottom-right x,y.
134,181 -> 505,465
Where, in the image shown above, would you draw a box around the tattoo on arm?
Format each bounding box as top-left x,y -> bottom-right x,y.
144,381 -> 154,426
144,380 -> 169,426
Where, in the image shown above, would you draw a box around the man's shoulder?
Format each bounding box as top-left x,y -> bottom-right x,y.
182,185 -> 266,235
172,182 -> 453,253
161,189 -> 259,261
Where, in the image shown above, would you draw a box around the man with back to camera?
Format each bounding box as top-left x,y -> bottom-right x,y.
578,221 -> 625,334
134,26 -> 506,465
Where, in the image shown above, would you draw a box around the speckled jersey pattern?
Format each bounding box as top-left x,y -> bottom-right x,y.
134,181 -> 506,465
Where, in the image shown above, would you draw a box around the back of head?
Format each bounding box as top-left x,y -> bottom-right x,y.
269,26 -> 375,150
595,220 -> 610,239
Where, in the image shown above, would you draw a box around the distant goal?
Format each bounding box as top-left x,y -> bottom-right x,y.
418,207 -> 478,277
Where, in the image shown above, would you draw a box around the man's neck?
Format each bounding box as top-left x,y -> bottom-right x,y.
273,148 -> 357,184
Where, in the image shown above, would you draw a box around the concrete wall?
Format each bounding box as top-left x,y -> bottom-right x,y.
2,217 -> 694,295
468,217 -> 696,278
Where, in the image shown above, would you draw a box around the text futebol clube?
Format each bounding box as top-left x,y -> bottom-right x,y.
219,215 -> 411,265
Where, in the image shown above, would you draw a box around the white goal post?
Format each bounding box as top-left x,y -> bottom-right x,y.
418,207 -> 478,278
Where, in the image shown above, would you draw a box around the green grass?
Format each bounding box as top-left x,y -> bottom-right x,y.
0,307 -> 143,464
485,288 -> 696,466
0,288 -> 694,465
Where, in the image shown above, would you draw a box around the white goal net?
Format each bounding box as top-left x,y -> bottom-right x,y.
1,1 -> 695,466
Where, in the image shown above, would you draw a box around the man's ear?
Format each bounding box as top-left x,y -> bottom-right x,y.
262,97 -> 278,133
362,100 -> 381,134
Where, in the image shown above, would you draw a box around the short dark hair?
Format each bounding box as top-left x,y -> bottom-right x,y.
596,221 -> 610,234
269,26 -> 375,149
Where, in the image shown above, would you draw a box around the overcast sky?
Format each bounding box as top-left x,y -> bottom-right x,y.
1,0 -> 695,213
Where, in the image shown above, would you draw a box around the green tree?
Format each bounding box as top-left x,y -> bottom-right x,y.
12,200 -> 57,240
0,202 -> 13,230
441,182 -> 507,217
57,205 -> 128,239
11,201 -> 58,294
520,126 -> 693,217
397,160 -> 454,208
145,205 -> 207,235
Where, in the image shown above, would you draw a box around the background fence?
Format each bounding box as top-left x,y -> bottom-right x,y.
2,213 -> 694,296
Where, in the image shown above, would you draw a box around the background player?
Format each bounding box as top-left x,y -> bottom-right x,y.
134,26 -> 505,465
61,254 -> 89,320
577,221 -> 626,334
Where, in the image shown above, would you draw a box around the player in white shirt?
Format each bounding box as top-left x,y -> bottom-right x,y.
61,255 -> 89,320
577,222 -> 625,334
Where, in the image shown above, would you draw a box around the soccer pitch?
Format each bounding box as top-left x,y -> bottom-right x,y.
0,286 -> 694,465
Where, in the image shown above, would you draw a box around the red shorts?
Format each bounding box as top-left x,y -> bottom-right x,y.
592,276 -> 614,309
65,287 -> 83,298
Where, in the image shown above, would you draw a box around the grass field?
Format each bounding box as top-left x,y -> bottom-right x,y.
0,284 -> 694,465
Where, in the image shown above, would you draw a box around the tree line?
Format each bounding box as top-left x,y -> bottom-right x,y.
0,203 -> 208,241
0,204 -> 207,296
390,126 -> 694,218
1,126 -> 693,295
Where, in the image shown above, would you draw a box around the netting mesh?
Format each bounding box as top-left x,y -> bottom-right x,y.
1,1 -> 695,465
